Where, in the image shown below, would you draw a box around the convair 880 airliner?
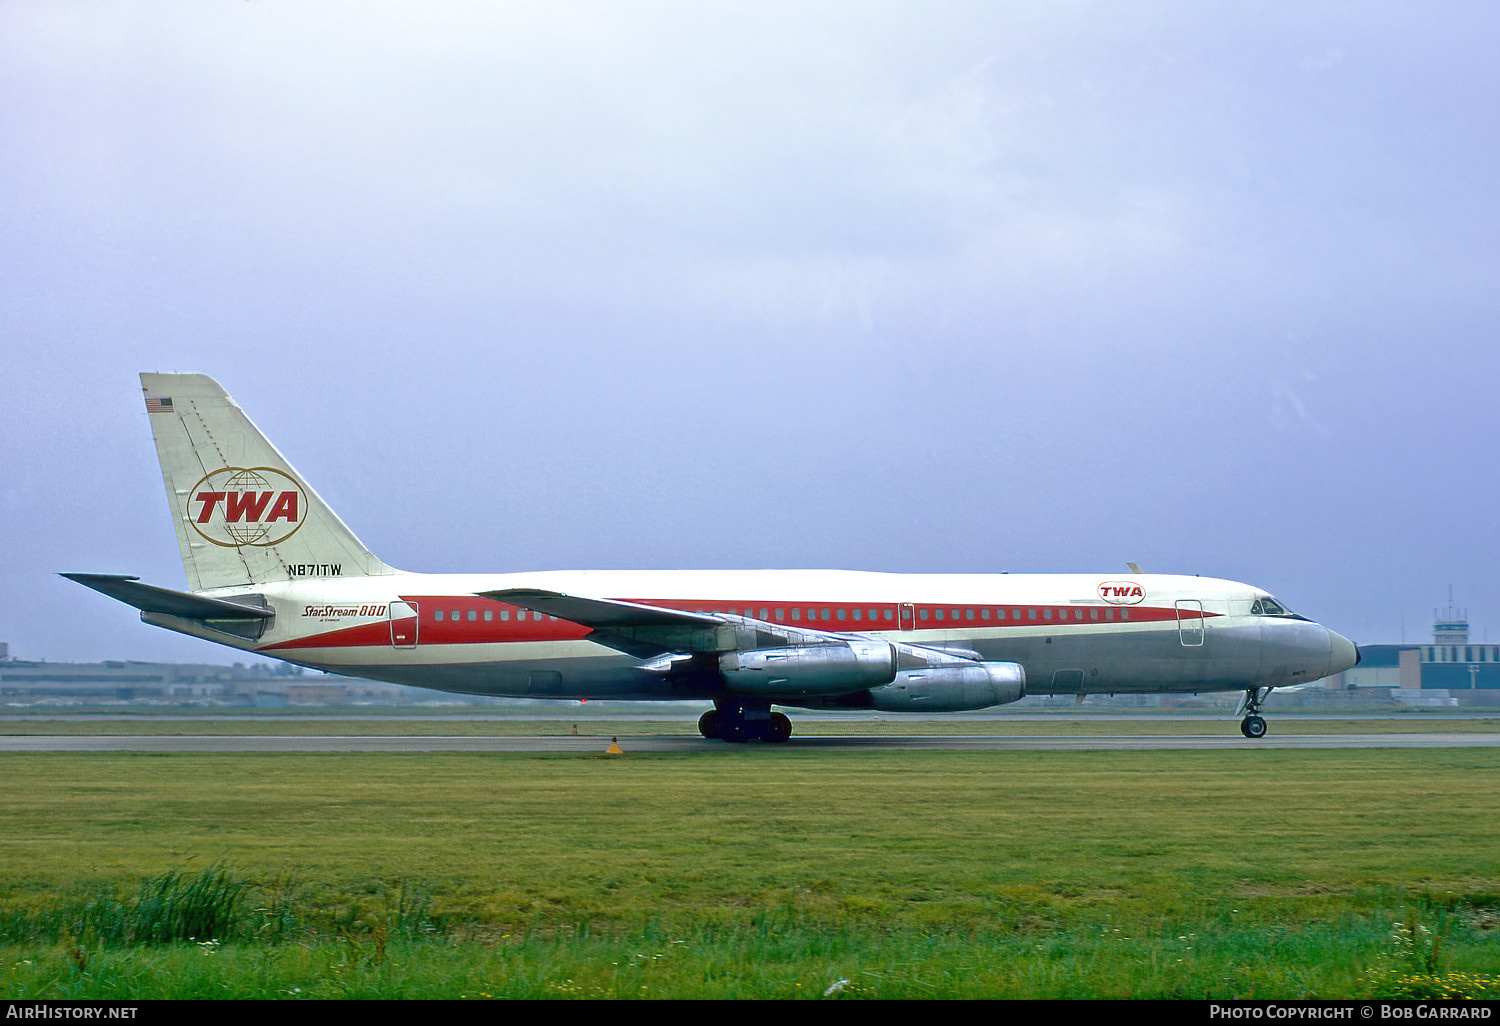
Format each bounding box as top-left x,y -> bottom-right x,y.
67,374 -> 1359,742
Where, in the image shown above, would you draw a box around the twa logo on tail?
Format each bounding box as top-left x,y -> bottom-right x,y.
1098,581 -> 1145,605
187,467 -> 306,548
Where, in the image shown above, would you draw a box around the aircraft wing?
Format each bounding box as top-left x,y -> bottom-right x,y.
479,588 -> 736,659
481,588 -> 978,671
479,589 -> 722,628
481,587 -> 884,661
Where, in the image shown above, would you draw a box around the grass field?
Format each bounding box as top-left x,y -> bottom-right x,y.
2,747 -> 1497,999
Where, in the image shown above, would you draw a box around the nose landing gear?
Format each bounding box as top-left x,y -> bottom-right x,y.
1238,687 -> 1271,739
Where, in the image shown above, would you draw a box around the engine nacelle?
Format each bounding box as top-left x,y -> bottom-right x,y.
720,639 -> 897,695
865,660 -> 1026,712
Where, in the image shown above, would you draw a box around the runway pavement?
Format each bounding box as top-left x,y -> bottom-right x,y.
3,732 -> 1497,752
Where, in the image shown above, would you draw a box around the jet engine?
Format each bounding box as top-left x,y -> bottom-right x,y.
719,638 -> 896,695
865,660 -> 1025,712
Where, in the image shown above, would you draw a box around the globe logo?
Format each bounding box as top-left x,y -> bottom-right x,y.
222,469 -> 274,545
186,466 -> 307,548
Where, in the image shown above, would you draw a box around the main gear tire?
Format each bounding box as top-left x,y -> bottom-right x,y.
765,712 -> 792,743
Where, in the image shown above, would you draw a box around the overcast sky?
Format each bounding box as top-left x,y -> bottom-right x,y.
3,1 -> 1497,663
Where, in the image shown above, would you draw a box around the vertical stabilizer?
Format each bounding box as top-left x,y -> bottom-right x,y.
140,373 -> 394,591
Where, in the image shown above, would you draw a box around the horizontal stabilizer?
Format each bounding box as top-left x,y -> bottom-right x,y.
61,574 -> 272,620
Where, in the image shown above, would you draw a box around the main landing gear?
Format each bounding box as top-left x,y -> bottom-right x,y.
1239,687 -> 1270,739
698,700 -> 792,743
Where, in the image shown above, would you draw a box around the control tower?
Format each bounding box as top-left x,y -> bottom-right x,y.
1433,590 -> 1468,645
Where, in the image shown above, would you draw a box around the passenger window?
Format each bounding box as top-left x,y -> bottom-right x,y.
884,610 -> 894,621
1044,609 -> 1052,620
451,610 -> 460,621
966,609 -> 975,621
920,609 -> 929,621
468,610 -> 477,622
853,609 -> 862,621
981,609 -> 990,620
775,608 -> 785,620
837,609 -> 847,621
1028,609 -> 1037,620
821,609 -> 831,621
791,608 -> 801,620
484,610 -> 493,622
434,610 -> 444,622
935,609 -> 945,621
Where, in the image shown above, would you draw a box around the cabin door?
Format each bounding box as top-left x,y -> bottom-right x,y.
1175,600 -> 1204,647
389,600 -> 419,649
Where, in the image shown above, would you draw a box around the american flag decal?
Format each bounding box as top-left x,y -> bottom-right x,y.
145,397 -> 173,413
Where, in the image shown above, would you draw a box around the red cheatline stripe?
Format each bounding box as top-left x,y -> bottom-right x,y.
261,596 -> 1217,652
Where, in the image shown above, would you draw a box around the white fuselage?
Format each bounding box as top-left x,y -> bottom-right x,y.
151,569 -> 1354,703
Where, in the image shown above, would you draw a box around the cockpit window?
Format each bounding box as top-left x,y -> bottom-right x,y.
1252,597 -> 1293,617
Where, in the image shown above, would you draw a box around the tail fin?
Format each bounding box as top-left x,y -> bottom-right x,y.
140,373 -> 395,591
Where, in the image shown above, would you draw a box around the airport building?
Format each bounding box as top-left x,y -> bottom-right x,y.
0,642 -> 421,705
1323,606 -> 1500,707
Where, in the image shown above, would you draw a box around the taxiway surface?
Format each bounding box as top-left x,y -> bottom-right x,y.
3,733 -> 1497,752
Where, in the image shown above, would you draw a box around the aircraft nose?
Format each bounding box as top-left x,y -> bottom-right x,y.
1328,630 -> 1359,676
